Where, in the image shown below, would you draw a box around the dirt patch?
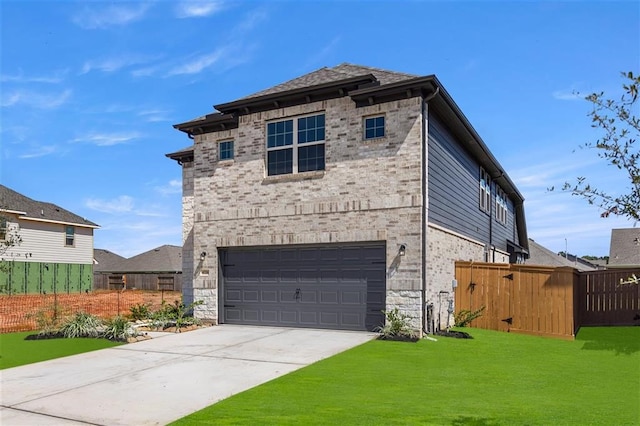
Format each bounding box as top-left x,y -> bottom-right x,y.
0,290 -> 182,333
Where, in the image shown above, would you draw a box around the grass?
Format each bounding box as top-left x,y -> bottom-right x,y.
0,331 -> 123,370
172,327 -> 640,425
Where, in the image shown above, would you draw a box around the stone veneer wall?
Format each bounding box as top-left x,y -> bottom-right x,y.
189,96 -> 427,327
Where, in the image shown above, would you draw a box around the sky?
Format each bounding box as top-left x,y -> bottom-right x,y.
1,0 -> 638,258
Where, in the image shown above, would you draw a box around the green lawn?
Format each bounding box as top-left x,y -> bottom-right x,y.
172,327 -> 640,426
0,331 -> 122,369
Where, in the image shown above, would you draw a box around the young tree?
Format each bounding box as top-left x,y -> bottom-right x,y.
559,71 -> 639,220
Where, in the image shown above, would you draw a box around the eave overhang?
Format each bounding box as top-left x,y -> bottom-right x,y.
166,146 -> 194,164
215,74 -> 378,115
173,112 -> 238,136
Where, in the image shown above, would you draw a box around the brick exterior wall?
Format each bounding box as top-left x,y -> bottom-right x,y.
177,93 -> 514,333
186,96 -> 426,328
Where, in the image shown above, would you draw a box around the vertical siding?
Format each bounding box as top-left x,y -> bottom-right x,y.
3,220 -> 94,264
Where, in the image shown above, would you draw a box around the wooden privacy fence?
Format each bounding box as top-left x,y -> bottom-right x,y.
93,273 -> 182,292
578,268 -> 640,326
455,262 -> 640,340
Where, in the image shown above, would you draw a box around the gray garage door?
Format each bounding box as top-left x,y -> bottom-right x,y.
220,243 -> 386,331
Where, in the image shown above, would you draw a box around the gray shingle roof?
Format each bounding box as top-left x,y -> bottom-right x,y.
608,228 -> 640,266
526,238 -> 597,271
242,63 -> 417,100
93,249 -> 127,272
0,184 -> 98,227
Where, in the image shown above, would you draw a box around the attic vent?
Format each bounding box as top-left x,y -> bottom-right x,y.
41,209 -> 44,216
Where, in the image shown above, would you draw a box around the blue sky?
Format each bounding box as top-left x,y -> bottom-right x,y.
1,0 -> 638,258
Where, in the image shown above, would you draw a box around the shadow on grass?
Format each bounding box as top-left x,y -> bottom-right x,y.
576,326 -> 640,355
450,415 -> 500,425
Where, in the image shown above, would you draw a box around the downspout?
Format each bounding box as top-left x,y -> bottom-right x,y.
421,87 -> 439,335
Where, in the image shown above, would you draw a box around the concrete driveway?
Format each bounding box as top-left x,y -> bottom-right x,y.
0,325 -> 376,425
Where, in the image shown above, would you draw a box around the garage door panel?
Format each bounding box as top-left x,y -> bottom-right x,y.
342,291 -> 363,304
221,243 -> 386,331
262,291 -> 278,302
320,291 -> 338,304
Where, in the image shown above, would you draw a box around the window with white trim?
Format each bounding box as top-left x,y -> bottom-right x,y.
364,115 -> 385,139
496,187 -> 508,225
219,140 -> 234,161
266,113 -> 325,176
65,225 -> 75,247
479,167 -> 491,214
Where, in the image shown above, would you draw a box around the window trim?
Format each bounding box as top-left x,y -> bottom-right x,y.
496,186 -> 508,225
65,225 -> 75,247
266,112 -> 326,176
364,115 -> 386,140
218,140 -> 234,161
479,167 -> 491,215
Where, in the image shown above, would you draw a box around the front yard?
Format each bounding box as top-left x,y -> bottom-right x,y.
172,327 -> 640,425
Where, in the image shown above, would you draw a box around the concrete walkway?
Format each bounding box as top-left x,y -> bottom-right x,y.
0,325 -> 376,425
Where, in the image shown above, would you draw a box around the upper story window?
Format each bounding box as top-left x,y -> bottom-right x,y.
364,115 -> 385,140
0,217 -> 6,241
266,113 -> 325,176
479,167 -> 491,214
219,140 -> 234,161
65,225 -> 75,247
496,187 -> 508,225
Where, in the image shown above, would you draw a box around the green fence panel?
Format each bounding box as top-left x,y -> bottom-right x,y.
26,262 -> 41,293
41,263 -> 55,294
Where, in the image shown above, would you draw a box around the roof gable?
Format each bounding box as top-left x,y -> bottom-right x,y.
0,185 -> 98,228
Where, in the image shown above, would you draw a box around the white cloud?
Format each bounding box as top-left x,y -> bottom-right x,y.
301,36 -> 341,70
1,89 -> 72,109
18,145 -> 58,159
72,3 -> 151,29
85,195 -> 135,214
552,89 -> 582,101
175,0 -> 225,18
0,70 -> 68,84
167,48 -> 226,76
138,109 -> 171,122
234,8 -> 268,34
80,54 -> 158,74
155,179 -> 182,196
71,132 -> 142,146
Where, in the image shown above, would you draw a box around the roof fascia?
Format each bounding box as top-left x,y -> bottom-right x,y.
348,75 -> 437,106
18,216 -> 100,229
0,208 -> 27,216
173,113 -> 238,135
214,74 -> 378,115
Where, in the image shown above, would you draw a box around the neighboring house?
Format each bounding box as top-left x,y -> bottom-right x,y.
0,185 -> 98,294
93,248 -> 127,273
608,228 -> 640,268
93,245 -> 183,291
167,63 -> 529,332
526,238 -> 599,271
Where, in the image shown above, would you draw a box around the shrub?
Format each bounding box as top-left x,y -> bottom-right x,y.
376,308 -> 417,339
129,303 -> 151,321
59,311 -> 102,338
454,306 -> 486,327
103,315 -> 136,341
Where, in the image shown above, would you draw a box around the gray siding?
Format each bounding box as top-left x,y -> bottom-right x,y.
427,112 -> 516,253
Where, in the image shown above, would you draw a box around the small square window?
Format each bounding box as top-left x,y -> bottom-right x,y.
0,217 -> 7,241
219,140 -> 234,161
364,116 -> 385,140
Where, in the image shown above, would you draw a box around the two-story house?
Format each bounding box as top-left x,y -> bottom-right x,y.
0,185 -> 99,294
167,63 -> 528,333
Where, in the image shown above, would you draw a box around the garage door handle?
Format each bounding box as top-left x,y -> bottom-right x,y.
224,304 -> 236,308
294,288 -> 301,300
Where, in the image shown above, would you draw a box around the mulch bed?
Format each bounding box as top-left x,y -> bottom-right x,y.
433,330 -> 473,339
